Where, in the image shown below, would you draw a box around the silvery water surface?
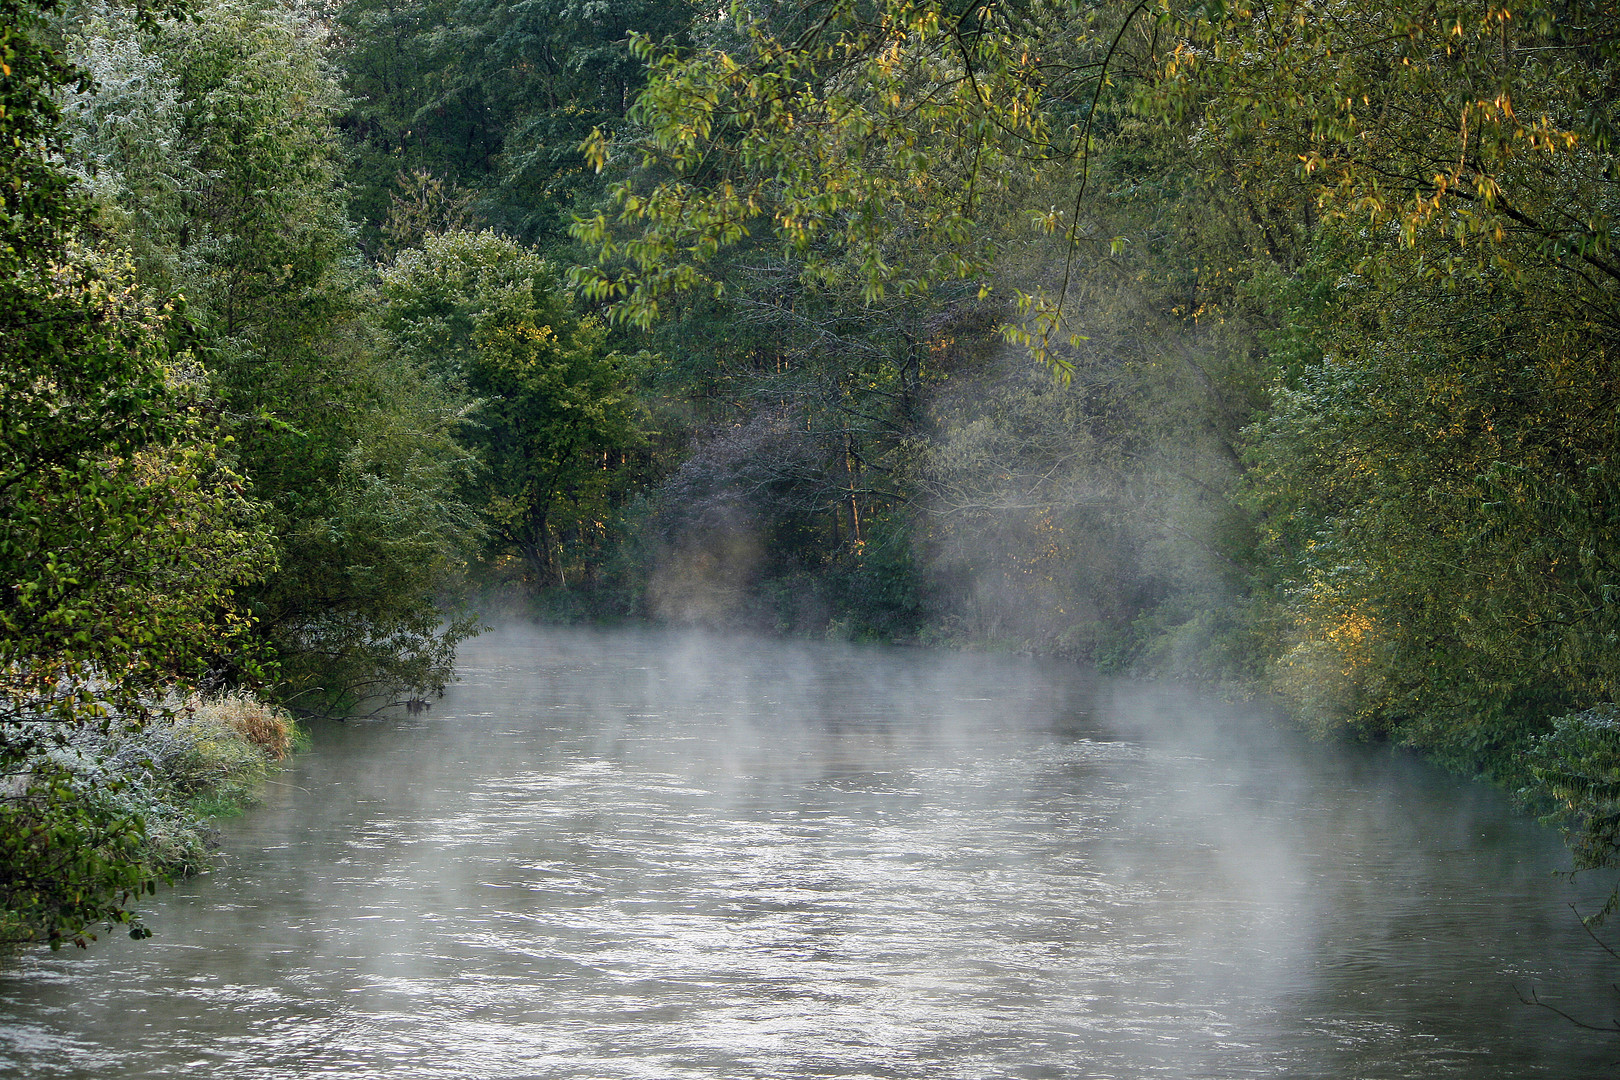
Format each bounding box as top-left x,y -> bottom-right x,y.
1,625 -> 1615,1079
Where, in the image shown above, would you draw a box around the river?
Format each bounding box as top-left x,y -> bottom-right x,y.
1,625 -> 1615,1078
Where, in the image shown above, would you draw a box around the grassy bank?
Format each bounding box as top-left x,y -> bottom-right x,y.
0,693 -> 302,949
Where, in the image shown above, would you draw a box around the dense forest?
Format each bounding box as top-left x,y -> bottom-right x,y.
3,0 -> 1619,946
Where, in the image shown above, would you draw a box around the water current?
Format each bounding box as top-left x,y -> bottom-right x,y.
1,625 -> 1616,1078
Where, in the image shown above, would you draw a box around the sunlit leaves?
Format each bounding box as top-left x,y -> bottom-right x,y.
1151,0 -> 1618,288
570,0 -> 1093,330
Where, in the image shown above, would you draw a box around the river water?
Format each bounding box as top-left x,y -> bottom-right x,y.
1,625 -> 1615,1078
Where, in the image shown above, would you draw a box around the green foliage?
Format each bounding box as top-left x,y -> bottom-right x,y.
571,0 -> 1095,328
154,0 -> 358,342
2,0 -> 277,947
262,394 -> 484,711
1150,0 -> 1618,278
2,258 -> 274,730
1241,211 -> 1616,769
1074,0 -> 1620,790
380,229 -> 646,585
1,0 -> 273,740
829,508 -> 926,639
378,169 -> 476,260
55,4 -> 199,286
106,0 -> 488,710
1,0 -> 86,272
0,760 -> 162,949
336,0 -> 704,249
1530,707 -> 1620,922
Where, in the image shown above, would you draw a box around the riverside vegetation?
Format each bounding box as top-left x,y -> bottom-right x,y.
0,694 -> 302,947
3,0 -> 1618,949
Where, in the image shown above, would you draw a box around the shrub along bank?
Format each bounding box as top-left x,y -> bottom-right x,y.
0,694 -> 301,949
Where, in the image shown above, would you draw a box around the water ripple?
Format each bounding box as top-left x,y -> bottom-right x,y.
0,626 -> 1613,1079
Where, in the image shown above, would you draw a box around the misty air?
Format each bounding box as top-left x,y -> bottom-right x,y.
3,0 -> 1618,1077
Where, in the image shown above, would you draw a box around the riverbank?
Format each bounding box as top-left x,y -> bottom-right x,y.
0,693 -> 302,950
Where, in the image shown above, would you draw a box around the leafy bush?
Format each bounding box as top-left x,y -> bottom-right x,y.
1529,707 -> 1620,923
1,692 -> 300,949
0,760 -> 161,949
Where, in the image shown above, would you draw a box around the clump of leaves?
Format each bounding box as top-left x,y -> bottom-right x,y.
1528,706 -> 1620,923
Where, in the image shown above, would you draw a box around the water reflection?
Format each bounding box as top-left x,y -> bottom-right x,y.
0,625 -> 1614,1078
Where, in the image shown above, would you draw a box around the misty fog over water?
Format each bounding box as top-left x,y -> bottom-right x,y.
1,624 -> 1614,1078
